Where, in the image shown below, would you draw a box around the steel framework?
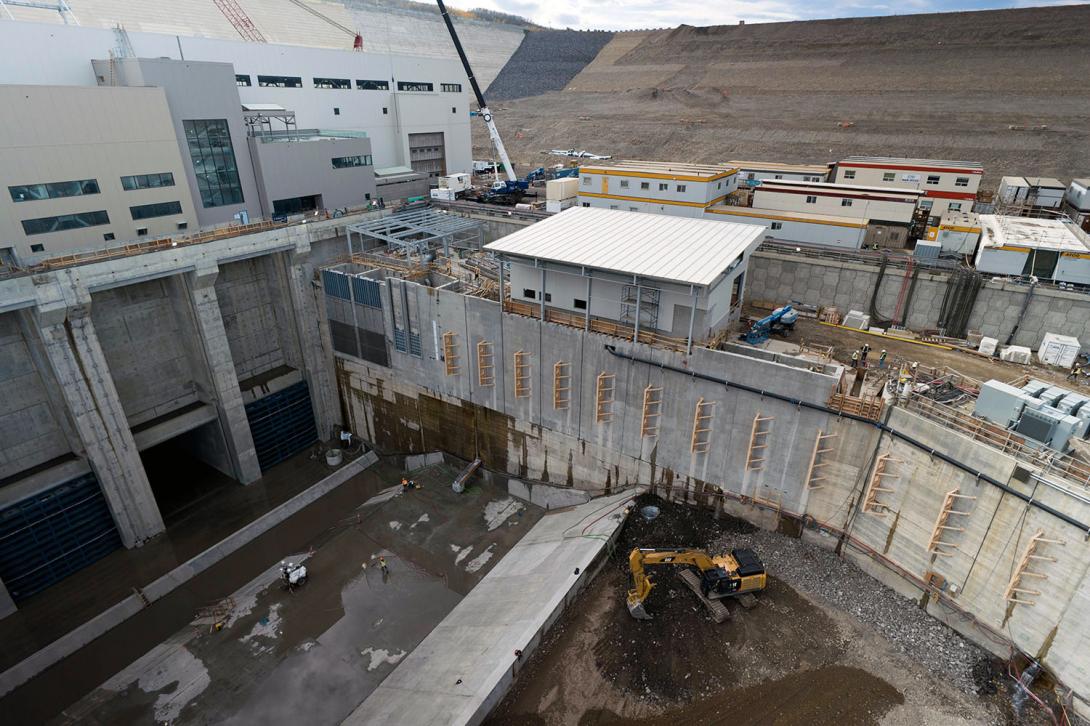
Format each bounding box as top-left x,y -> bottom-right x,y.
347,209 -> 483,259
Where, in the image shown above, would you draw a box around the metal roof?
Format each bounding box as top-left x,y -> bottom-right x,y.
729,160 -> 832,175
483,207 -> 764,287
241,103 -> 288,112
979,215 -> 1090,253
839,156 -> 984,170
758,179 -> 923,197
706,204 -> 869,227
579,160 -> 737,179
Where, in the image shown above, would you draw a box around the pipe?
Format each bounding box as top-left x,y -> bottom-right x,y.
604,344 -> 1090,535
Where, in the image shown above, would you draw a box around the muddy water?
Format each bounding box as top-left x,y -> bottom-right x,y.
1,463 -> 395,724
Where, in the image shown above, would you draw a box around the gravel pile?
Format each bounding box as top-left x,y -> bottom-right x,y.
715,526 -> 989,695
486,30 -> 614,101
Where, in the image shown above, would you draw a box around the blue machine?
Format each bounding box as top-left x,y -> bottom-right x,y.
742,305 -> 799,345
552,167 -> 579,179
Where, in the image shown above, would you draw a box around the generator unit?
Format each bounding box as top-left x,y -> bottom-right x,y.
977,378 -> 1089,452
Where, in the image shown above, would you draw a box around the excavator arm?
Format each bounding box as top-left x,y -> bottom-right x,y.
627,548 -> 716,620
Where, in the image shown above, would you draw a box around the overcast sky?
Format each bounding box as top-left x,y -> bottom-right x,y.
444,0 -> 1084,31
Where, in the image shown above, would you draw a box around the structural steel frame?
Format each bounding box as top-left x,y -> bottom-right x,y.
347,209 -> 482,259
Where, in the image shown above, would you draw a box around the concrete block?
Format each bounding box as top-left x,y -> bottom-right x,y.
531,485 -> 591,510
405,451 -> 444,471
978,337 -> 998,356
508,478 -> 532,502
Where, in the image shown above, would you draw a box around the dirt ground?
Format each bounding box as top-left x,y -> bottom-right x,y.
484,494 -> 1056,726
475,6 -> 1090,186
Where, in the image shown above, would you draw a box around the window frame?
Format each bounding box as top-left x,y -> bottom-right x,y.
120,172 -> 176,191
843,170 -> 856,179
926,175 -> 941,186
440,83 -> 462,93
397,81 -> 433,92
235,74 -> 252,87
21,210 -> 111,235
955,176 -> 970,187
331,154 -> 373,169
313,77 -> 351,89
356,79 -> 390,91
805,195 -> 817,204
257,75 -> 303,88
129,200 -> 183,220
9,179 -> 100,202
882,172 -> 895,182
182,119 -> 245,209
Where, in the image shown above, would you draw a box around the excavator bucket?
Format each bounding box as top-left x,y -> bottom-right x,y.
627,598 -> 653,620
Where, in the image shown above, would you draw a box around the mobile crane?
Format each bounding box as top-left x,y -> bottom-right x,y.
627,547 -> 766,621
436,0 -> 522,197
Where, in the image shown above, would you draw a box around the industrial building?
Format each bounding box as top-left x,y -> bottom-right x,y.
996,176 -> 1067,212
704,205 -> 869,250
1062,178 -> 1090,230
975,215 -> 1090,284
832,156 -> 983,223
0,20 -> 470,260
729,160 -> 832,185
924,210 -> 983,256
577,160 -> 739,218
485,207 -> 764,342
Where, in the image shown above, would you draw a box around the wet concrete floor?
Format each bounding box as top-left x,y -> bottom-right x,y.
42,462 -> 542,725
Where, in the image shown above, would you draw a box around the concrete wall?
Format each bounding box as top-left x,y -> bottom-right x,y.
746,248 -> 1090,348
334,280 -> 1090,716
248,135 -> 377,214
214,257 -> 291,383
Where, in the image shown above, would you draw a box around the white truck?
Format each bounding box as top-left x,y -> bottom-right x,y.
430,172 -> 472,201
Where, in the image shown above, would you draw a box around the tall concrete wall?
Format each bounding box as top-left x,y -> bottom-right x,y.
747,248 -> 1090,348
216,257 -> 292,383
334,278 -> 1090,716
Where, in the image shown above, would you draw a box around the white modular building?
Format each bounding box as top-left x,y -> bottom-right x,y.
576,161 -> 739,219
997,177 -> 1067,211
484,208 -> 765,346
752,179 -> 921,225
832,156 -> 982,222
928,211 -> 982,256
703,205 -> 868,250
975,215 -> 1090,284
730,161 -> 832,185
1064,179 -> 1090,230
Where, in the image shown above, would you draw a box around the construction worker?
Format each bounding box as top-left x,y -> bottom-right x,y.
879,350 -> 887,369
850,350 -> 859,368
861,344 -> 870,364
1069,363 -> 1083,382
379,556 -> 389,575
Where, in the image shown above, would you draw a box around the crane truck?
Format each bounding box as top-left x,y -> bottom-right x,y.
627,546 -> 766,621
436,0 -> 524,200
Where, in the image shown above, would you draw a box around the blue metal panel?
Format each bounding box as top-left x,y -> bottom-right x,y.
393,328 -> 408,353
322,269 -> 350,300
0,472 -> 122,603
245,381 -> 319,471
351,276 -> 382,309
409,331 -> 422,357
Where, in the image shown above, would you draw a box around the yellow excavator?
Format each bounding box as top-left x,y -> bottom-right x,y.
627,547 -> 767,620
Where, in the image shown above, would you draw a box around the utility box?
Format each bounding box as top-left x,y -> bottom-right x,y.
975,380 -> 1030,427
546,197 -> 576,214
1038,332 -> 1081,369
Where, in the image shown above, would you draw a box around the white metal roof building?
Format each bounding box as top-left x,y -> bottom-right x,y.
576,160 -> 739,219
976,215 -> 1090,284
485,207 -> 765,347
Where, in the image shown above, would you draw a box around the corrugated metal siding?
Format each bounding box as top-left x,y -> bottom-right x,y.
245,381 -> 318,471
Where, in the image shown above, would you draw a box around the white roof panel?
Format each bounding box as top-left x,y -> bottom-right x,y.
484,207 -> 764,287
979,215 -> 1090,253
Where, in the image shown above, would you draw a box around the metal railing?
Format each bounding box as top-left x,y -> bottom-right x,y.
503,297 -> 690,351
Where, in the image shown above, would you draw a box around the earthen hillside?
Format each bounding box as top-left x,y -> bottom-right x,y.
475,5 -> 1090,188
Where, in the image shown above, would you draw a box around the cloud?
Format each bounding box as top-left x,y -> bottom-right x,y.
446,0 -> 1081,29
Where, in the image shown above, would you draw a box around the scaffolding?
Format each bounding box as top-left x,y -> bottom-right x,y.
691,399 -> 715,454
0,0 -> 78,24
805,429 -> 838,490
514,351 -> 531,399
476,341 -> 494,387
927,488 -> 977,556
863,453 -> 903,515
1003,530 -> 1065,608
346,209 -> 483,259
746,413 -> 774,472
641,385 -> 663,438
442,331 -> 459,376
553,361 -> 571,410
595,373 -> 615,423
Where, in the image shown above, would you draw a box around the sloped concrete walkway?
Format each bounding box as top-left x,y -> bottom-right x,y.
343,490 -> 635,726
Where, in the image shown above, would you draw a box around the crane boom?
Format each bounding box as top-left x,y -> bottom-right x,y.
435,0 -> 517,182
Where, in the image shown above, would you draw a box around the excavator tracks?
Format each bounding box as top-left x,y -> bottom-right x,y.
677,570 -> 732,623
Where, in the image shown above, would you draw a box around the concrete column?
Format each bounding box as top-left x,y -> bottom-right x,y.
283,246 -> 342,440
186,264 -> 263,484
34,298 -> 164,548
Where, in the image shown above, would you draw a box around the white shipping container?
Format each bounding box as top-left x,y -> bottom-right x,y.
546,198 -> 577,214
1038,332 -> 1082,368
546,177 -> 579,201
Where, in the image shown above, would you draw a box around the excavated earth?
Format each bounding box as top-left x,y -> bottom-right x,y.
484,493 -> 1062,726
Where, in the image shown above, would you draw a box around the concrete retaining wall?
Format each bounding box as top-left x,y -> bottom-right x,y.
747,249 -> 1090,348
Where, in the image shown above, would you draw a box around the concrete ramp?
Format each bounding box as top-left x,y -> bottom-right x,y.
343,490 -> 635,726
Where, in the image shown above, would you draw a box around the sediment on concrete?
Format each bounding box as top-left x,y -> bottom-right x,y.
0,451 -> 378,699
343,490 -> 635,726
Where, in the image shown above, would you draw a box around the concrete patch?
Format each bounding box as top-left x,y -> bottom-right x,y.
531,486 -> 591,510
484,497 -> 525,531
240,604 -> 282,650
465,544 -> 496,573
450,544 -> 473,566
412,513 -> 430,528
139,647 -> 210,724
389,520 -> 403,531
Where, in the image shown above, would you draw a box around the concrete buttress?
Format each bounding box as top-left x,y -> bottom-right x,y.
186,264 -> 262,484
32,290 -> 164,548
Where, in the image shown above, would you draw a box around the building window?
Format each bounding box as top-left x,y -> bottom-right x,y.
9,179 -> 99,202
397,81 -> 433,92
629,206 -> 638,211
332,154 -> 373,169
257,75 -> 303,88
920,200 -> 934,210
130,201 -> 183,220
926,175 -> 941,185
619,180 -> 629,188
103,233 -> 115,241
955,176 -> 969,187
523,289 -> 536,299
658,183 -> 668,191
949,202 -> 962,212
882,172 -> 895,182
718,181 -> 722,189
314,77 -> 351,89
177,221 -> 188,230
136,227 -> 148,236
452,107 -> 457,114
841,199 -> 853,207
236,74 -> 251,87
609,204 -> 619,210
441,83 -> 462,92
774,174 -> 783,179
573,298 -> 587,310
581,202 -> 590,207
771,222 -> 783,230
357,79 -> 389,90
844,170 -> 856,179
382,107 -> 388,115
641,182 -> 649,190
805,195 -> 817,204
334,107 -> 341,115
544,292 -> 552,303
677,184 -> 686,192
121,172 -> 175,191
30,243 -> 45,252
21,210 -> 110,235
183,119 -> 244,208
582,176 -> 591,186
